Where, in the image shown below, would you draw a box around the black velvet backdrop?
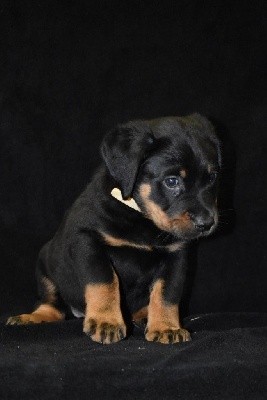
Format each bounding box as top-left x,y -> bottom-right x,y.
0,2 -> 267,399
1,0 -> 266,317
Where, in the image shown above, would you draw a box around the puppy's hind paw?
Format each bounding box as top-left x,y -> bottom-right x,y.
6,314 -> 35,325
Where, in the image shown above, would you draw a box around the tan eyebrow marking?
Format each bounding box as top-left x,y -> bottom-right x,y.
180,169 -> 187,178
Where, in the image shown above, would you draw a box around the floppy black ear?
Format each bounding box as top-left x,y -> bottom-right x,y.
101,121 -> 154,199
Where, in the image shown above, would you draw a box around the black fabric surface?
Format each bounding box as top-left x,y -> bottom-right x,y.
0,1 -> 266,399
1,314 -> 267,400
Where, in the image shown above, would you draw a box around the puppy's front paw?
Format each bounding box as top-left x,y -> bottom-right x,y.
145,327 -> 191,344
83,317 -> 127,344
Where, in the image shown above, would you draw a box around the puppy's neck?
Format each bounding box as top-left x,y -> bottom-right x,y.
111,188 -> 141,212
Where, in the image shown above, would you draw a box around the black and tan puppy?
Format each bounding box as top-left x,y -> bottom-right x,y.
7,114 -> 221,344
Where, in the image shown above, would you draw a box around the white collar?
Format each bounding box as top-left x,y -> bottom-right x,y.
111,188 -> 141,212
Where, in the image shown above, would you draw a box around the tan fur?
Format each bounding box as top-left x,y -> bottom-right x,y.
165,242 -> 185,252
132,306 -> 148,322
6,304 -> 64,325
139,183 -> 192,232
102,233 -> 152,251
145,279 -> 190,344
83,272 -> 126,344
42,276 -> 57,303
147,280 -> 180,330
180,169 -> 187,178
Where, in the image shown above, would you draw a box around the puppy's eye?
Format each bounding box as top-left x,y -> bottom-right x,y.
164,177 -> 180,188
209,172 -> 218,184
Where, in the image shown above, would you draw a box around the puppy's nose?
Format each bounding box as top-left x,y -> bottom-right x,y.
190,215 -> 214,232
195,221 -> 214,232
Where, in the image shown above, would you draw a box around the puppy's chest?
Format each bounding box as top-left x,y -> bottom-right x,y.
101,226 -> 184,253
107,246 -> 165,278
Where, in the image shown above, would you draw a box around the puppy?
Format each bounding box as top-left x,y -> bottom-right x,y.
7,114 -> 221,345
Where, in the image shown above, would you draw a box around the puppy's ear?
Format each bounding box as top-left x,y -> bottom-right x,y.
101,122 -> 154,199
189,113 -> 222,167
189,113 -> 215,131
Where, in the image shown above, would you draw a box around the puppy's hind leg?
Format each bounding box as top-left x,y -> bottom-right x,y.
6,253 -> 65,325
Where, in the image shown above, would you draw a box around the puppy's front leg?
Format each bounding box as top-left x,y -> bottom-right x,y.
83,272 -> 126,344
77,234 -> 126,344
145,250 -> 191,344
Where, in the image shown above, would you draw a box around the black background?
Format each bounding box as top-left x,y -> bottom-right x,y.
1,0 -> 266,317
0,2 -> 266,399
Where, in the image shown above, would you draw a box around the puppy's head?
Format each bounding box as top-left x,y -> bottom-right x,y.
101,114 -> 221,240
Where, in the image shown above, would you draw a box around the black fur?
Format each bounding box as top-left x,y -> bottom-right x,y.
8,114 -> 221,343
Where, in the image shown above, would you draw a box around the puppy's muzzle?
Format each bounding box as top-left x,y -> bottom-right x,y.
189,213 -> 215,233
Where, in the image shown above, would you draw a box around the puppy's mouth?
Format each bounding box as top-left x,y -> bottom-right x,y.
170,211 -> 218,239
143,206 -> 218,240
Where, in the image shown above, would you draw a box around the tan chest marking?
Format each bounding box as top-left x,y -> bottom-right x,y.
102,232 -> 153,251
165,242 -> 185,252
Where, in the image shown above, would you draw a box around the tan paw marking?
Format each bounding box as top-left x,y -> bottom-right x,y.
83,317 -> 126,344
84,272 -> 126,344
145,327 -> 191,344
6,304 -> 64,325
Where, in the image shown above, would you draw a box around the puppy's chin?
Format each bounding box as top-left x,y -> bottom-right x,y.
171,209 -> 219,240
171,222 -> 218,241
171,228 -> 200,241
